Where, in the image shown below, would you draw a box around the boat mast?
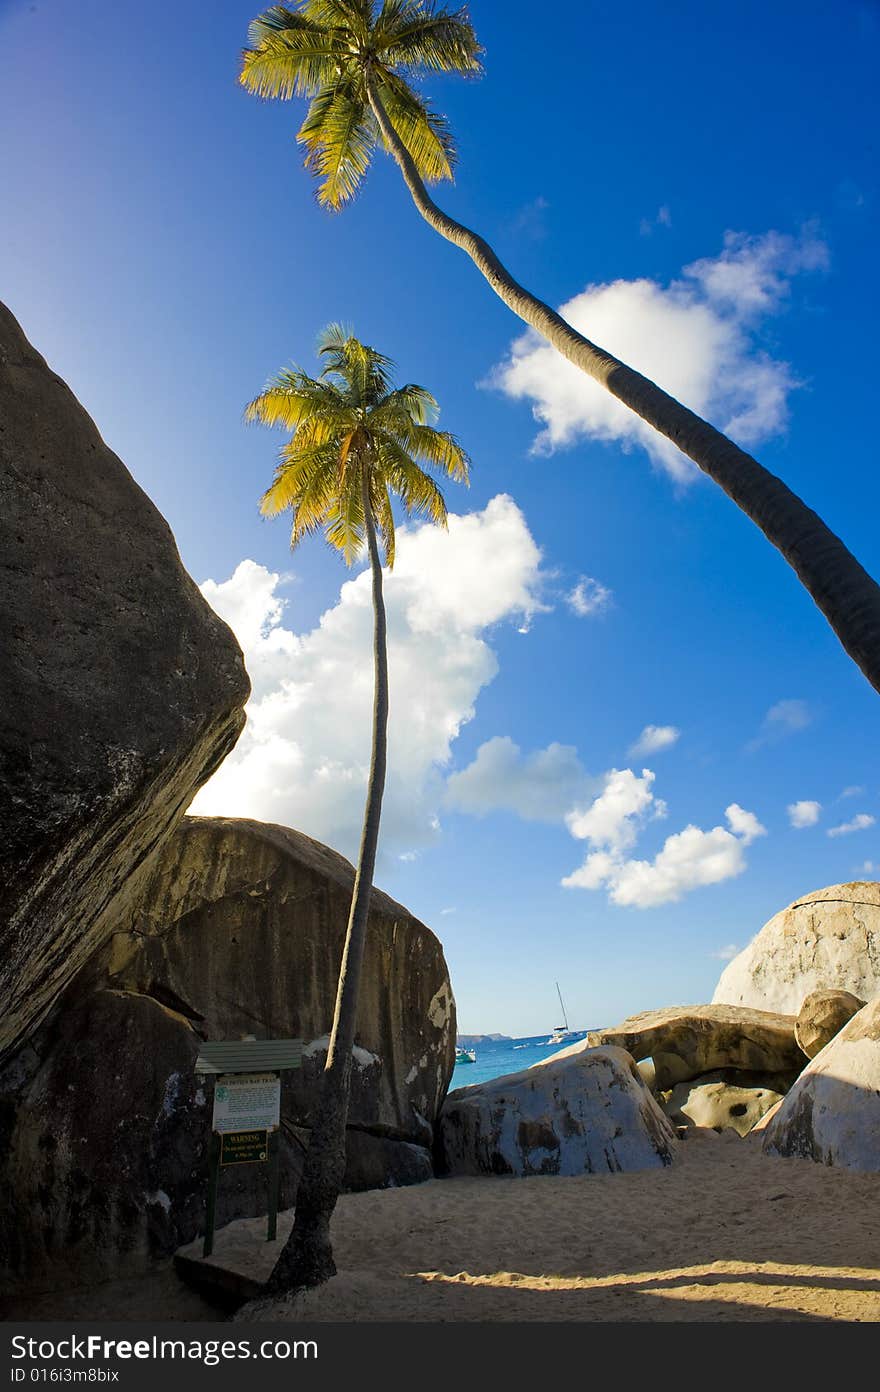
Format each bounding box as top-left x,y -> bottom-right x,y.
556,981 -> 569,1031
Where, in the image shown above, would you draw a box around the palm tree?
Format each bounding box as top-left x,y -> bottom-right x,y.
247,324 -> 469,1293
239,2 -> 880,695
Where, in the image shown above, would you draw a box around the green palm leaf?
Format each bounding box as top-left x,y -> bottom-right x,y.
240,0 -> 479,202
247,326 -> 469,566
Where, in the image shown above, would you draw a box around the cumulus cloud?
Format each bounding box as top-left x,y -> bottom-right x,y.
562,770 -> 766,908
840,785 -> 865,799
747,698 -> 813,751
565,768 -> 659,856
828,813 -> 876,838
711,943 -> 740,962
788,799 -> 821,828
628,724 -> 680,757
566,575 -> 612,617
445,736 -> 595,823
489,228 -> 827,482
192,496 -> 546,862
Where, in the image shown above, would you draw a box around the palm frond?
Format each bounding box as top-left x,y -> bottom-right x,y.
377,438 -> 450,524
371,477 -> 397,567
391,419 -> 470,480
244,368 -> 349,430
375,1 -> 483,76
325,460 -> 367,563
301,0 -> 373,42
318,329 -> 397,403
372,67 -> 456,180
240,9 -> 345,100
259,438 -> 341,517
369,383 -> 438,427
298,78 -> 377,207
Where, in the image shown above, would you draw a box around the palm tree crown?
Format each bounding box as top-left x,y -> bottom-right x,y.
239,1 -> 482,208
246,323 -> 470,564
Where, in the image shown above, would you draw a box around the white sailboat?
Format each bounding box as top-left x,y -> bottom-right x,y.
546,982 -> 578,1045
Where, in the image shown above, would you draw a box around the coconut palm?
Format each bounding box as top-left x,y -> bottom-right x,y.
247,325 -> 468,1292
239,1 -> 880,695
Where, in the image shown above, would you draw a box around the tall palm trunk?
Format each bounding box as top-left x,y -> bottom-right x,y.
264,467 -> 389,1295
367,80 -> 880,697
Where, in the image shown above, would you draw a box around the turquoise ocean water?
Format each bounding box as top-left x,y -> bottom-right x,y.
449,1032 -> 589,1090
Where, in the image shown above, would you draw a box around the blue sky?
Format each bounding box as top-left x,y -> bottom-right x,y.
2,0 -> 879,1035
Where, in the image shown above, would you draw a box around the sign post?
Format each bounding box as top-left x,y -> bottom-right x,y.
194,1039 -> 303,1259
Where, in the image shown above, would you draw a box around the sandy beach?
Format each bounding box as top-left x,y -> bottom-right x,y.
227,1131 -> 880,1323
5,1129 -> 880,1322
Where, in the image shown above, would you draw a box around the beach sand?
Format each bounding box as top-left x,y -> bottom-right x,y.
236,1131 -> 880,1323
5,1131 -> 880,1322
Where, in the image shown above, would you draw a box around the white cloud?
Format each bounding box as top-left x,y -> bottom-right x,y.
629,724 -> 680,757
490,229 -> 827,482
446,736 -> 595,823
711,943 -> 740,962
828,813 -> 876,838
788,799 -> 821,828
192,496 -> 546,862
565,768 -> 657,855
562,771 -> 766,908
685,228 -> 828,315
566,576 -> 612,617
747,698 -> 813,751
725,804 -> 766,842
840,785 -> 864,799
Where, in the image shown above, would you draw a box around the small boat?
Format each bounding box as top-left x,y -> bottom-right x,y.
546,982 -> 578,1046
454,1046 -> 476,1064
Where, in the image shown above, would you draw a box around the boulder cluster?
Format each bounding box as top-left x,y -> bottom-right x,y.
438,897 -> 880,1181
3,303 -> 880,1301
0,306 -> 453,1298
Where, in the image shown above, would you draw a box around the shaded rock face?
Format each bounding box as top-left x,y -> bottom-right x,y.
0,302 -> 249,1062
1,818 -> 453,1291
795,989 -> 865,1060
660,1073 -> 785,1137
568,1004 -> 805,1090
437,1047 -> 677,1178
713,883 -> 880,1014
97,817 -> 456,1144
762,996 -> 880,1171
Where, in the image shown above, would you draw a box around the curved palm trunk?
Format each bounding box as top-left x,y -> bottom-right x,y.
366,80 -> 880,696
264,471 -> 389,1296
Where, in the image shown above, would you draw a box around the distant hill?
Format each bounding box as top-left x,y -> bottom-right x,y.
456,1033 -> 511,1046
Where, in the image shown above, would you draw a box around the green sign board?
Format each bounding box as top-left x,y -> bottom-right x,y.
220,1129 -> 269,1166
197,1038 -> 304,1259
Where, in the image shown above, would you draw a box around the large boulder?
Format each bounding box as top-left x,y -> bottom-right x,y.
0,817 -> 454,1292
438,1046 -> 677,1177
660,1073 -> 785,1137
713,883 -> 880,1014
95,817 -> 455,1145
762,996 -> 880,1170
0,302 -> 249,1062
795,989 -> 865,1059
571,1004 -> 805,1089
